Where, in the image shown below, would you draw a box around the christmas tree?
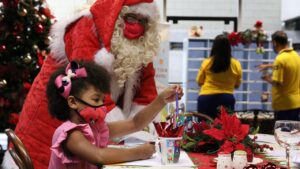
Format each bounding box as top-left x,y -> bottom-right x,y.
0,0 -> 52,131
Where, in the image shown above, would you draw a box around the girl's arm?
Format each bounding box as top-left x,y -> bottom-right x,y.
65,129 -> 155,164
108,85 -> 183,138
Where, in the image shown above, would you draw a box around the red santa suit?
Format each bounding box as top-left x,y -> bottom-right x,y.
5,0 -> 159,168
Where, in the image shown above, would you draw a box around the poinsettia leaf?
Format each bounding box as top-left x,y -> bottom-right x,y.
183,133 -> 196,142
182,141 -> 196,150
203,128 -> 225,141
250,125 -> 260,135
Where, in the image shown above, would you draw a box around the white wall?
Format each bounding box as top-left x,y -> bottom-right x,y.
46,0 -> 88,20
167,0 -> 238,17
46,0 -> 282,32
239,0 -> 282,31
281,0 -> 300,21
163,0 -> 282,32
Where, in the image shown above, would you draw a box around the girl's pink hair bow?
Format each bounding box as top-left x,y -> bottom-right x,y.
55,61 -> 87,98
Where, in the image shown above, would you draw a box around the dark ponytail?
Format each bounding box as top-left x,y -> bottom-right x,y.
210,34 -> 232,73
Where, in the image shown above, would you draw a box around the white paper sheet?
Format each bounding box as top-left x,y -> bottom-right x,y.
108,150 -> 195,167
121,131 -> 156,146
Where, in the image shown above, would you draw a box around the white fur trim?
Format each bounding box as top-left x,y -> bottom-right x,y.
122,71 -> 141,116
129,2 -> 160,21
49,8 -> 91,63
128,104 -> 145,118
94,48 -> 115,72
105,71 -> 141,120
105,106 -> 125,122
110,74 -> 124,103
1,151 -> 18,169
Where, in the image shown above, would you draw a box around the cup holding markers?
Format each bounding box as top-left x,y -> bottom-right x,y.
157,137 -> 182,164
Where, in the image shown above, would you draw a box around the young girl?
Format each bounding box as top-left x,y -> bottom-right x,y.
47,61 -> 183,168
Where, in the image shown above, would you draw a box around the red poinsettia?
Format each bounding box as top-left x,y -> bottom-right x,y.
227,32 -> 242,46
203,106 -> 250,153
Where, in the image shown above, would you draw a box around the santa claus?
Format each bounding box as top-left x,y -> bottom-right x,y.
2,0 -> 160,168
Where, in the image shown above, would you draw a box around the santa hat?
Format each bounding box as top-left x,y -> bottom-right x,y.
90,0 -> 159,52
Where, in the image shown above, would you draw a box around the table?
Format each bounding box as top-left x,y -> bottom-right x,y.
104,134 -> 300,169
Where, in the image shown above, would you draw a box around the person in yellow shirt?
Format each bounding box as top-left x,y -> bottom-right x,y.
196,34 -> 242,118
258,31 -> 300,121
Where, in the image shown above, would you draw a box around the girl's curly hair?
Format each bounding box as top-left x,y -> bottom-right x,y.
46,61 -> 111,121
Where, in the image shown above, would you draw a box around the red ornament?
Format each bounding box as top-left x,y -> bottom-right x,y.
23,82 -> 31,91
40,7 -> 55,19
35,23 -> 44,33
8,113 -> 19,125
2,0 -> 18,7
0,44 -> 6,52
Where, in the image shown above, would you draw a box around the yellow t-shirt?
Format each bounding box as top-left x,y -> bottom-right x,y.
196,57 -> 242,95
272,48 -> 300,111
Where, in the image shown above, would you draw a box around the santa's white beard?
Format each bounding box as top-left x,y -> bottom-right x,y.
110,14 -> 160,88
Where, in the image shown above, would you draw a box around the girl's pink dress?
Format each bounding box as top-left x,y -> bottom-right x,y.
48,120 -> 109,169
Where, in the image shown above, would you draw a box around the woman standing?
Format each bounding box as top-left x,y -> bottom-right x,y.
196,34 -> 242,118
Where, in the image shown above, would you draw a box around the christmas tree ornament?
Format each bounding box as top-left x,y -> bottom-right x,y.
40,7 -> 53,18
0,79 -> 7,88
22,53 -> 32,64
32,44 -> 39,51
15,35 -> 23,43
13,45 -> 21,51
23,82 -> 31,90
44,36 -> 52,45
0,14 -> 4,22
34,13 -> 42,22
33,0 -> 43,5
40,14 -> 47,22
18,7 -> 27,17
0,44 -> 6,52
13,22 -> 24,32
26,27 -> 31,33
35,23 -> 44,33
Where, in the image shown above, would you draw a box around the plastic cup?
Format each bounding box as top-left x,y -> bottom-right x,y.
157,137 -> 182,164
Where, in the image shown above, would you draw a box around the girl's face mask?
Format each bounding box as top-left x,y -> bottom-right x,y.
123,13 -> 148,40
75,96 -> 107,124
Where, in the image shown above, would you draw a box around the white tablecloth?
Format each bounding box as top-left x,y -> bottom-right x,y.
254,134 -> 300,168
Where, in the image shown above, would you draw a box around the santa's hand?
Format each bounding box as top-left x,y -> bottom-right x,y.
159,85 -> 183,104
94,48 -> 115,71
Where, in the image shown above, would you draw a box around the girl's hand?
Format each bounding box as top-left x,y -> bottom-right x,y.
159,85 -> 184,104
136,143 -> 156,160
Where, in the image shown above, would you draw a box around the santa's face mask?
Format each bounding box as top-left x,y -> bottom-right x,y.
75,96 -> 107,124
123,13 -> 148,40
